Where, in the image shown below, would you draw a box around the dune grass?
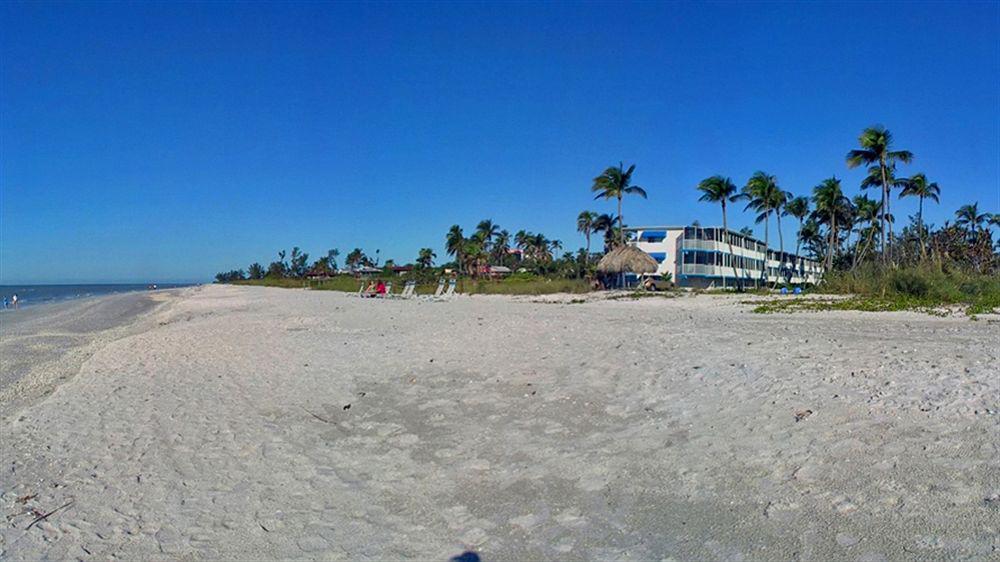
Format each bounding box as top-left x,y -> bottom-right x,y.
751,265 -> 1000,316
230,274 -> 593,296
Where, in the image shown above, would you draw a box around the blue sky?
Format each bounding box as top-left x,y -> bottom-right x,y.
2,1 -> 997,283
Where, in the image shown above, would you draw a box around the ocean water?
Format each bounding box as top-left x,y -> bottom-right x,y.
0,284 -> 191,309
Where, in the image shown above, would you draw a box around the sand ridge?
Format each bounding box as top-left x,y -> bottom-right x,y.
1,284 -> 997,560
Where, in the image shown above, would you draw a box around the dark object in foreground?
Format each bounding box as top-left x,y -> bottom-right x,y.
450,552 -> 481,562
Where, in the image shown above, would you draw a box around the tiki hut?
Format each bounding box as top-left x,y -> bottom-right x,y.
597,245 -> 658,275
596,245 -> 658,288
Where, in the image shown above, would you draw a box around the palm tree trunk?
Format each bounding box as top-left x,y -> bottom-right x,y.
723,203 -> 738,290
879,157 -> 889,264
918,196 -> 926,259
617,196 -> 624,248
617,196 -> 625,288
761,213 -> 769,286
826,214 -> 836,269
585,231 -> 591,264
794,218 -> 803,259
774,213 -> 785,288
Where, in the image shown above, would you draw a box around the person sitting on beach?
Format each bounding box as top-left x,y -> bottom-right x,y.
375,280 -> 387,296
361,281 -> 376,297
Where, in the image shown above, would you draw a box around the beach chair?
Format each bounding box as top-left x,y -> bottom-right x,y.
351,280 -> 367,297
421,278 -> 445,299
433,279 -> 457,301
393,280 -> 416,299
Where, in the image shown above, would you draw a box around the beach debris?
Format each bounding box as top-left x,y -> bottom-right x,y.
15,494 -> 37,504
343,404 -> 351,411
357,392 -> 366,397
794,409 -> 813,422
301,407 -> 331,423
984,494 -> 1000,510
26,500 -> 74,530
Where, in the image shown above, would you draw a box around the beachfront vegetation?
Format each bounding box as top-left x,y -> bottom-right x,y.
215,126 -> 997,308
591,162 -> 647,248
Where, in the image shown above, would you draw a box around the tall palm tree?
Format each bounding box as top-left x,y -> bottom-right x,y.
738,226 -> 754,237
492,229 -> 511,265
770,189 -> 790,284
735,171 -> 779,283
899,173 -> 940,258
696,175 -> 740,288
846,125 -> 913,263
591,162 -> 647,248
850,195 -> 881,269
783,196 -> 810,259
445,225 -> 465,272
813,176 -> 850,269
576,211 -> 599,263
955,202 -> 988,239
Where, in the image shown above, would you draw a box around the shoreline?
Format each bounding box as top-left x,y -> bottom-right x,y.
0,288 -> 191,418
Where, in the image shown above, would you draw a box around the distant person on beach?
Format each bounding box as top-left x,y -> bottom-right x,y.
375,280 -> 387,296
2,297 -> 7,309
11,294 -> 18,309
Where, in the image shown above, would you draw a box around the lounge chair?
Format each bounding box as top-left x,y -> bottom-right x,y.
425,278 -> 446,299
351,281 -> 367,297
394,280 -> 416,299
433,279 -> 457,301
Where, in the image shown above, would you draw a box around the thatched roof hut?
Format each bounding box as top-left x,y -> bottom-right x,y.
596,245 -> 658,274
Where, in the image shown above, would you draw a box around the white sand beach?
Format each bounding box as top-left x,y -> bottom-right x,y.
1,284 -> 997,560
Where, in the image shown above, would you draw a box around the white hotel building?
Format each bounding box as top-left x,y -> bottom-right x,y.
626,226 -> 824,289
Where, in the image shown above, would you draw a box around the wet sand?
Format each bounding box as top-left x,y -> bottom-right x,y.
1,285 -> 997,560
0,289 -> 182,412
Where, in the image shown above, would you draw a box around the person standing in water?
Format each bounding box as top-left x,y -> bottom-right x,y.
11,294 -> 18,309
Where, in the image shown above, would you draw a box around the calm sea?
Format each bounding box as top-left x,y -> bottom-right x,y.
0,284 -> 192,309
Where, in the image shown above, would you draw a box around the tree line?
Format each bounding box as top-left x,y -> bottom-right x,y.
218,124 -> 997,285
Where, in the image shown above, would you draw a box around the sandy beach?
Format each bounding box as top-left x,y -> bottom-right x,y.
1,284 -> 997,560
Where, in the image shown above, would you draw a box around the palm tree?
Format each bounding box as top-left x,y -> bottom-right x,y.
813,176 -> 850,269
492,229 -> 511,265
850,195 -> 881,269
445,225 -> 465,272
799,219 -> 824,261
592,213 -> 620,252
783,196 -> 810,258
770,189 -> 790,284
326,249 -> 341,272
846,125 -> 913,262
735,171 -> 779,283
899,173 -> 940,258
475,219 -> 500,247
738,226 -> 754,237
416,248 -> 436,269
955,202 -> 988,239
577,211 -> 599,263
591,162 -> 647,248
247,262 -> 265,279
696,175 -> 740,288
461,239 -> 486,277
